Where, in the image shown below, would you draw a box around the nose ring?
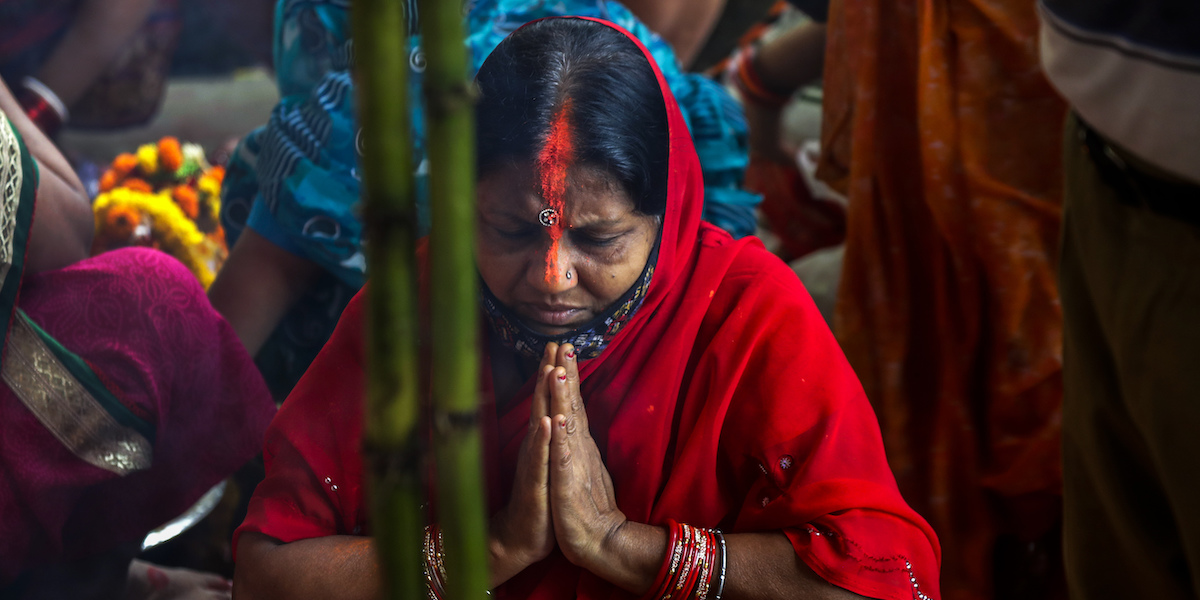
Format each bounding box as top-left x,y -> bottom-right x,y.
565,270 -> 572,280
538,208 -> 559,227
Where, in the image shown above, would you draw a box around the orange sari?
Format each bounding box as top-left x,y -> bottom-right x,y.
818,1 -> 1066,598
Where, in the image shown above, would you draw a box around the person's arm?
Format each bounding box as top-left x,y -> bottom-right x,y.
0,78 -> 92,272
234,347 -> 564,599
544,342 -> 866,599
233,533 -> 380,600
33,0 -> 158,109
207,228 -> 323,355
622,0 -> 727,69
742,21 -> 827,162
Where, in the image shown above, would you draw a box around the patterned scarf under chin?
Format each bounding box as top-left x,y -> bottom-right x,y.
481,237 -> 660,360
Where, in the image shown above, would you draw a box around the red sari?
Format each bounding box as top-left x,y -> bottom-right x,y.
236,17 -> 940,600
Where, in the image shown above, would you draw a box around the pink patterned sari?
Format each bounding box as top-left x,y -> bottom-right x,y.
0,111 -> 275,587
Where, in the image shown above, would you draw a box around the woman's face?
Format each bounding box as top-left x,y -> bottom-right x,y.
476,162 -> 660,336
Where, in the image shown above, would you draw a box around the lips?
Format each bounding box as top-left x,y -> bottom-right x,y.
519,303 -> 589,328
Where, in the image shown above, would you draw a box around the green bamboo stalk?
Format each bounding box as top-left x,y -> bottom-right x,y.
353,1 -> 425,598
419,0 -> 491,597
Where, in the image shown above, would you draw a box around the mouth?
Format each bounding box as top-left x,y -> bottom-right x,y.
518,303 -> 590,330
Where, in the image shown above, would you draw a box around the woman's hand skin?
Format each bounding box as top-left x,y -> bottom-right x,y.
488,345 -> 557,585
547,342 -> 628,566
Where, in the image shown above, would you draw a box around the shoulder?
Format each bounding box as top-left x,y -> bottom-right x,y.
703,233 -> 823,328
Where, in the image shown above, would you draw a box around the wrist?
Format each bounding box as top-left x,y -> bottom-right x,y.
487,511 -> 540,581
578,517 -> 668,595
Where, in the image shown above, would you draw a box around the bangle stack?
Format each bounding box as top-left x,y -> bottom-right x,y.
643,520 -> 728,600
423,524 -> 448,600
731,47 -> 791,109
16,77 -> 69,136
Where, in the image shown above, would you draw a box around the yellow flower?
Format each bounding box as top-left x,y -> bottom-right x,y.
198,174 -> 221,198
93,187 -> 217,288
136,144 -> 159,175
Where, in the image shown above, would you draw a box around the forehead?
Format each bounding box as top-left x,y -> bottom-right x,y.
478,162 -> 636,221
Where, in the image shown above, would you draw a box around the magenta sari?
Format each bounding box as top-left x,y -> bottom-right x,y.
0,111 -> 275,586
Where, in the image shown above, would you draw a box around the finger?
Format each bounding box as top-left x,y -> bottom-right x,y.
557,344 -> 589,433
530,364 -> 555,427
205,576 -> 234,592
550,414 -> 574,491
549,367 -> 575,435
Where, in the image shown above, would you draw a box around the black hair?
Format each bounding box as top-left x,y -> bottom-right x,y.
474,18 -> 670,216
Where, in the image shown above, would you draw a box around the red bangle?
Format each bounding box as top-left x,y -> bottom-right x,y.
17,77 -> 68,136
644,519 -> 682,600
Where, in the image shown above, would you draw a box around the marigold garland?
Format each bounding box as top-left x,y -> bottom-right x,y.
92,136 -> 227,288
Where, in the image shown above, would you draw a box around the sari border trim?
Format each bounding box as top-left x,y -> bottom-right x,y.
0,112 -> 32,346
2,311 -> 153,475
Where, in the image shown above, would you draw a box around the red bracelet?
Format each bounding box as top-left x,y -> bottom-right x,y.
644,519 -> 683,600
17,77 -> 68,136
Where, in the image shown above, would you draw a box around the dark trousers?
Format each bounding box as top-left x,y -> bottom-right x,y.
1059,113 -> 1200,599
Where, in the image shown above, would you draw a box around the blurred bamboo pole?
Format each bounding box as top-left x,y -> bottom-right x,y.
419,0 -> 491,597
353,0 -> 425,598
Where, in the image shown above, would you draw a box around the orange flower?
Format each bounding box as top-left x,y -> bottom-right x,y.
172,185 -> 200,219
112,153 -> 139,178
158,137 -> 184,173
207,165 -> 226,183
105,205 -> 141,241
123,178 -> 153,193
99,169 -> 120,192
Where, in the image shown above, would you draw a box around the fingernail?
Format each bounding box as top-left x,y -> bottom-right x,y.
566,350 -> 576,360
557,374 -> 567,382
559,417 -> 567,428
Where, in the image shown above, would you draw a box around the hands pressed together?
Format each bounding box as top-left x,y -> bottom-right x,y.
489,342 -> 631,586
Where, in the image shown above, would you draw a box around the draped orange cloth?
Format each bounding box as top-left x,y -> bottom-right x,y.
817,1 -> 1067,598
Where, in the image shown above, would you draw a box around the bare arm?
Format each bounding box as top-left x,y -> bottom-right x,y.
34,0 -> 158,108
597,525 -> 868,599
235,512 -> 553,600
234,533 -> 381,600
622,0 -> 727,69
0,78 -> 92,272
744,22 -> 827,161
207,228 -> 323,355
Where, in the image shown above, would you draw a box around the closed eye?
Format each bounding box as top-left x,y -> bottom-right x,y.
571,230 -> 626,247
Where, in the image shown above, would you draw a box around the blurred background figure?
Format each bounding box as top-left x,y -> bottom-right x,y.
0,0 -> 180,136
1040,1 -> 1200,599
816,0 -> 1068,599
729,2 -> 848,267
0,77 -> 275,599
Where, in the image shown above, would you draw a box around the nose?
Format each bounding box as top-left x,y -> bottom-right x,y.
527,238 -> 577,295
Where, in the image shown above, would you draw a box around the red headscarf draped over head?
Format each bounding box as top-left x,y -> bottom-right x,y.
237,16 -> 941,600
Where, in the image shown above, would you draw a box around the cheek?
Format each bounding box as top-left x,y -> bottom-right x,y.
475,237 -> 526,300
576,251 -> 643,304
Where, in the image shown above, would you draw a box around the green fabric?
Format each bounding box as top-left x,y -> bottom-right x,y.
1059,114 -> 1200,600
